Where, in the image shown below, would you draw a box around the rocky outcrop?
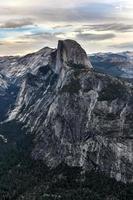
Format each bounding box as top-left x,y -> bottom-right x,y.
0,47 -> 54,121
55,39 -> 92,73
8,40 -> 133,183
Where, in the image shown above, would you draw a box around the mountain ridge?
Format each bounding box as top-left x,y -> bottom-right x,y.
5,39 -> 133,183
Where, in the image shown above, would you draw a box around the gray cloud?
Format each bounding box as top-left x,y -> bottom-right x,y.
0,1 -> 133,55
53,25 -> 73,29
34,7 -> 114,23
19,31 -> 62,42
110,42 -> 133,49
0,3 -> 132,30
76,33 -> 115,41
0,3 -> 118,23
0,18 -> 35,29
20,30 -> 116,43
83,23 -> 133,32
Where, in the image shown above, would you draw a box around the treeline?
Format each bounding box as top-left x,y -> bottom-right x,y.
0,121 -> 133,200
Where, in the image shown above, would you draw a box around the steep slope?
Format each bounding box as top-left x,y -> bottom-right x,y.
8,40 -> 133,183
0,47 -> 53,81
0,47 -> 54,121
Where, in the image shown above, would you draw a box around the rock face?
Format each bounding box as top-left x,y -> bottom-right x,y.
8,40 -> 133,183
55,40 -> 92,73
0,47 -> 54,121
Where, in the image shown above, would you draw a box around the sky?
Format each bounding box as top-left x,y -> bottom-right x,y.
0,0 -> 133,55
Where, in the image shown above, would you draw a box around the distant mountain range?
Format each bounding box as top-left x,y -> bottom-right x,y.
90,51 -> 133,80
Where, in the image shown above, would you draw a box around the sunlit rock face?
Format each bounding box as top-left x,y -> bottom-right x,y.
8,40 -> 133,183
0,47 -> 54,121
55,39 -> 92,73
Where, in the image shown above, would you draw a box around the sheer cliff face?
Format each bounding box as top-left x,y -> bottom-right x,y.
9,40 -> 133,183
55,40 -> 92,73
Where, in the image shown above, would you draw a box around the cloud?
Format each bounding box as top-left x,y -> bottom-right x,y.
20,30 -> 116,44
52,25 -> 73,29
30,4 -> 116,23
0,1 -> 133,55
14,31 -> 64,48
0,0 -> 91,8
0,3 -> 118,23
110,42 -> 133,49
76,33 -> 116,41
83,23 -> 133,32
0,18 -> 35,29
21,31 -> 59,41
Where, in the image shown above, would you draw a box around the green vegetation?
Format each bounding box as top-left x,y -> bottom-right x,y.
67,61 -> 85,69
98,81 -> 127,101
60,79 -> 81,94
0,121 -> 133,199
0,121 -> 49,200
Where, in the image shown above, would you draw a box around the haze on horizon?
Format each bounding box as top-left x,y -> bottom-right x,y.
0,0 -> 133,56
